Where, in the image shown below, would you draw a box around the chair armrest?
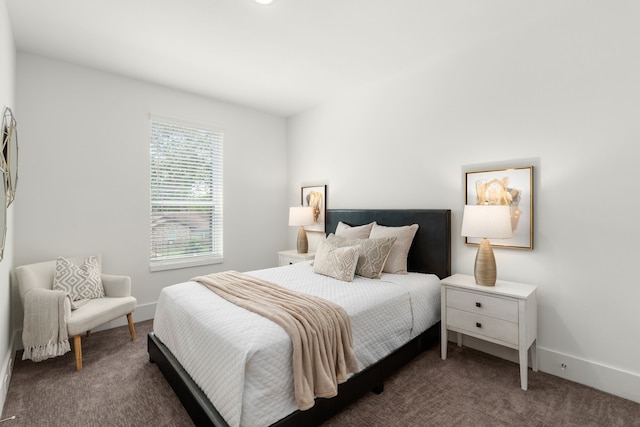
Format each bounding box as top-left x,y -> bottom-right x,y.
101,274 -> 132,298
16,263 -> 56,304
23,288 -> 72,324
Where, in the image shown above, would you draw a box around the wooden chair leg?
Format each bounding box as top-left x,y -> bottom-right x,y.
127,313 -> 136,341
74,335 -> 82,371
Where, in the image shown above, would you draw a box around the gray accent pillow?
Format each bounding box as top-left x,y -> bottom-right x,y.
53,256 -> 105,301
326,234 -> 396,279
335,221 -> 376,239
312,240 -> 361,282
369,223 -> 419,274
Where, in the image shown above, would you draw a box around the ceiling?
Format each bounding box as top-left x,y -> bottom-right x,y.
6,0 -> 580,117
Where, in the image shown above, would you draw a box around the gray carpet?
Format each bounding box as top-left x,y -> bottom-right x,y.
324,344 -> 640,427
2,320 -> 638,426
2,320 -> 192,427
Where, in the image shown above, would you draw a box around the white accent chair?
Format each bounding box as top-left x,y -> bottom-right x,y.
15,255 -> 137,371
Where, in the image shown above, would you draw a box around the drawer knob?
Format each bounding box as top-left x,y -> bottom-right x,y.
476,322 -> 482,328
475,302 -> 482,308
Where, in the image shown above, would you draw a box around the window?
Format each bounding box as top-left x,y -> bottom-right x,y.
150,116 -> 223,271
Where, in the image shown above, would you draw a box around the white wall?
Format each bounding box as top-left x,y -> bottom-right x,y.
0,0 -> 15,410
14,53 -> 289,327
288,2 -> 640,402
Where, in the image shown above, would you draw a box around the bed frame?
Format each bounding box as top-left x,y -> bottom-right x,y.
148,208 -> 451,427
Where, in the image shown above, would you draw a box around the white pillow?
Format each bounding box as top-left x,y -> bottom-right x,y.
369,223 -> 419,274
53,256 -> 105,301
335,221 -> 376,239
312,240 -> 361,282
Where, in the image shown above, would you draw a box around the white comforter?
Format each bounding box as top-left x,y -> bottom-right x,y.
153,262 -> 441,427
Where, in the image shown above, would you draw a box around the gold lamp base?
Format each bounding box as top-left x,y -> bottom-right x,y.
474,238 -> 497,286
296,226 -> 308,254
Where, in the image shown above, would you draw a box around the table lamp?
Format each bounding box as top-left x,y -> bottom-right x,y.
289,206 -> 314,253
461,205 -> 512,286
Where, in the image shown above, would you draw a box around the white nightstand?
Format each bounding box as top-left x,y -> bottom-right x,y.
441,273 -> 538,390
277,250 -> 315,267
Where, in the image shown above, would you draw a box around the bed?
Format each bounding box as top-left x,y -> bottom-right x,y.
148,209 -> 451,427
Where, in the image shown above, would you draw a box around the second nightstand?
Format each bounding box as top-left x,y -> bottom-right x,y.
277,250 -> 315,267
441,273 -> 538,390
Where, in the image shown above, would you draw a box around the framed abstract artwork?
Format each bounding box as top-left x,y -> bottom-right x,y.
464,166 -> 533,250
301,185 -> 326,232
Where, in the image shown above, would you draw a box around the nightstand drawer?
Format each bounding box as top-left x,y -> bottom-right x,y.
447,307 -> 518,346
447,288 -> 518,322
277,250 -> 315,267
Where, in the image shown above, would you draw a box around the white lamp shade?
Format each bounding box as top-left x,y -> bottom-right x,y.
289,206 -> 314,227
461,205 -> 513,239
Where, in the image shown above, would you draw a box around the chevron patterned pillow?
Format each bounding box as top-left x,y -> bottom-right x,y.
53,256 -> 105,301
312,240 -> 361,282
326,234 -> 397,279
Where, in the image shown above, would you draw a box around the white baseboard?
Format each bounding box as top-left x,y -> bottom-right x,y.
8,307 -> 637,409
13,301 -> 158,351
448,333 -> 640,404
0,329 -> 18,416
538,346 -> 640,404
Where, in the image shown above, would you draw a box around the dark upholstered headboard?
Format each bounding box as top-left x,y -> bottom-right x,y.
325,209 -> 451,279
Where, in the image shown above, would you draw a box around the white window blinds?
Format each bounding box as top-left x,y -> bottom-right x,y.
150,117 -> 223,270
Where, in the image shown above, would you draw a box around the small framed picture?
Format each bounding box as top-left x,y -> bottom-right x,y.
465,166 -> 533,249
301,185 -> 326,232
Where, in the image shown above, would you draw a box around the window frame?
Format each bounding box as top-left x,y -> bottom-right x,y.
149,114 -> 223,272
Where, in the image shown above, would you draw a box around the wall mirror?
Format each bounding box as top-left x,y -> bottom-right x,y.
2,106 -> 18,206
0,106 -> 17,262
0,172 -> 5,261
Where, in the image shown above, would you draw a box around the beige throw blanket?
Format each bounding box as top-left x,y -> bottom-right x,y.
22,289 -> 71,362
192,271 -> 358,411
